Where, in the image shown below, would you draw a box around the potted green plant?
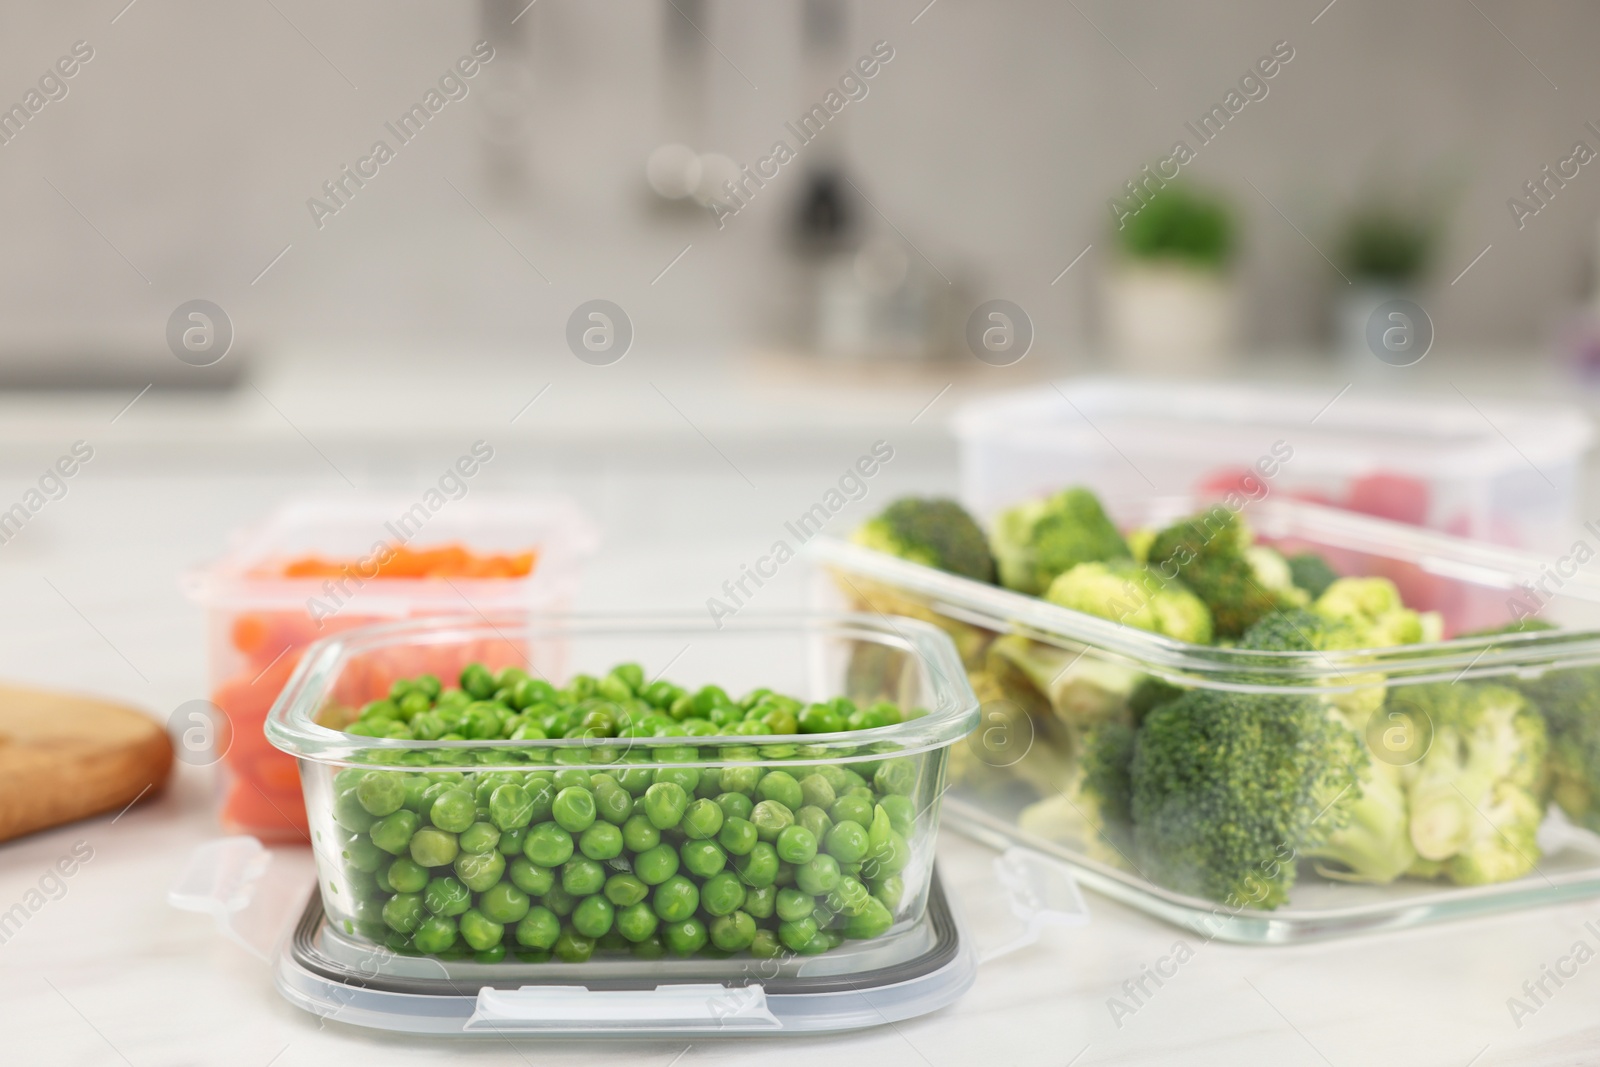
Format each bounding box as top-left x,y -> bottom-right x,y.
1333,195 -> 1445,362
1104,183 -> 1239,373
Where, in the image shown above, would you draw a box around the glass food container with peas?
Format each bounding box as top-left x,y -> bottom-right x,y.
265,614 -> 979,1009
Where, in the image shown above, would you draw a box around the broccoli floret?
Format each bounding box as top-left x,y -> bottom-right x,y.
1287,551 -> 1340,599
853,497 -> 997,583
1246,546 -> 1311,610
1238,607 -> 1384,728
1130,689 -> 1362,908
1126,527 -> 1157,563
1044,560 -> 1213,644
986,634 -> 1141,745
1145,507 -> 1289,638
1517,666 -> 1600,833
989,487 -> 1129,595
1127,675 -> 1185,725
1303,761 -> 1416,884
1314,577 -> 1442,647
1397,682 -> 1548,884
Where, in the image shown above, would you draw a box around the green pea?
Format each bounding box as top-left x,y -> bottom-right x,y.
460,663 -> 496,700
511,677 -> 556,710
572,895 -> 615,938
651,875 -> 699,922
874,759 -> 918,797
798,704 -> 843,734
553,926 -> 595,963
653,765 -> 700,796
797,854 -> 842,896
382,892 -> 425,933
515,906 -> 561,949
866,808 -> 911,877
643,782 -> 689,830
663,917 -> 708,957
409,828 -> 459,868
822,820 -> 870,864
561,857 -> 607,898
498,826 -> 529,857
700,871 -> 746,917
743,884 -> 776,920
346,868 -> 379,901
401,775 -> 435,813
634,843 -> 679,885
776,888 -> 815,923
733,842 -> 778,888
454,850 -> 506,893
552,787 -> 597,833
681,798 -> 724,840
553,768 -> 591,790
616,901 -> 659,943
386,857 -> 428,894
459,821 -> 502,855
621,814 -> 660,853
355,772 -> 406,817
593,778 -> 634,825
776,825 -> 818,864
523,823 -> 575,867
429,788 -> 476,834
845,897 -> 895,939
709,911 -> 757,953
479,882 -> 531,924
333,788 -> 378,833
874,874 -> 904,911
757,771 -> 804,811
542,886 -> 578,917
779,917 -> 819,952
831,795 -> 873,828
413,915 -> 457,954
717,817 -> 758,857
719,765 -> 760,795
423,876 -> 471,916
750,800 -> 794,842
751,928 -> 783,958
681,840 -> 727,879
826,877 -> 873,917
603,873 -> 650,908
578,822 -> 623,861
459,908 -> 504,951
797,774 -> 836,811
508,856 -> 555,896
716,792 -> 754,821
488,784 -> 535,831
341,834 -> 385,873
524,780 -> 557,823
881,794 -> 915,836
474,944 -> 508,964
795,804 -> 831,841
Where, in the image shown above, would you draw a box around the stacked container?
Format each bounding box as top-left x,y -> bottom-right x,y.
184,496 -> 595,841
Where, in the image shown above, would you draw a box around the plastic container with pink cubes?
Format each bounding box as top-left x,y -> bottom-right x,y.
953,379 -> 1593,551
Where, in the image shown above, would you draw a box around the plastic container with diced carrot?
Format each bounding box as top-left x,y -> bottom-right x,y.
182,496 -> 596,843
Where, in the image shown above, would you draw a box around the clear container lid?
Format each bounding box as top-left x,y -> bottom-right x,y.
952,378 -> 1594,481
182,494 -> 598,613
810,495 -> 1600,693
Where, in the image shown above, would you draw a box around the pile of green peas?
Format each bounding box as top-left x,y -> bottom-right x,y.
343,659 -> 911,741
325,662 -> 924,964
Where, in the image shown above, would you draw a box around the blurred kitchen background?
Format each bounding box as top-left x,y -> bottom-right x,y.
1,0 -> 1600,707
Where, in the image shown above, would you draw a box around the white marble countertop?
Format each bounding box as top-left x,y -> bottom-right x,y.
2,367 -> 1600,1066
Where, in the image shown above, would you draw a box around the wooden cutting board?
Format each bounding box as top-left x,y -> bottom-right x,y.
0,684 -> 172,843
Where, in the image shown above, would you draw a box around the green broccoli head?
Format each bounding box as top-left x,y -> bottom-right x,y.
1395,682 -> 1548,883
1130,688 -> 1363,909
1145,507 -> 1289,638
1238,607 -> 1363,653
853,497 -> 997,583
1044,559 -> 1214,644
1313,577 -> 1442,647
1238,607 -> 1384,729
1303,761 -> 1416,885
990,487 -> 1129,594
1245,546 -> 1311,610
1517,666 -> 1600,832
1287,551 -> 1340,599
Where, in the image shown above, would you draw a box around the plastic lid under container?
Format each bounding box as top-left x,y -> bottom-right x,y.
276,869 -> 976,1036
